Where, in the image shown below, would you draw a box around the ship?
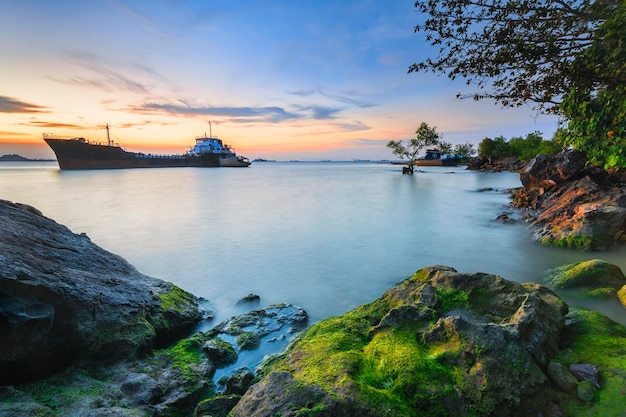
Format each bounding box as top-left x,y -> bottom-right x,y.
415,149 -> 461,167
43,124 -> 251,170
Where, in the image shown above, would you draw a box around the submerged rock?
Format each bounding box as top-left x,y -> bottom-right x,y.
0,199 -> 203,385
0,303 -> 309,417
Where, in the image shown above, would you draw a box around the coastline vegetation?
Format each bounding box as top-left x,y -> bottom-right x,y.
410,0 -> 625,172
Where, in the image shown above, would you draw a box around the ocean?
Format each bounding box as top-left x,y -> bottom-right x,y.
2,161 -> 625,327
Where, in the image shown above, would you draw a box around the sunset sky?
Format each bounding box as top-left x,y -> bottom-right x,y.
1,0 -> 560,161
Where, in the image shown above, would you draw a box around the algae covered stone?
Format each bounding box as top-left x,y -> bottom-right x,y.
543,259 -> 626,300
233,266 -> 571,417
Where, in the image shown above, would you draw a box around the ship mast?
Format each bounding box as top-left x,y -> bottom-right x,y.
106,123 -> 111,147
209,121 -> 212,138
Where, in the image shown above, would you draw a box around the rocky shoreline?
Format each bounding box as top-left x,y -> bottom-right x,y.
1,169 -> 626,416
469,150 -> 626,250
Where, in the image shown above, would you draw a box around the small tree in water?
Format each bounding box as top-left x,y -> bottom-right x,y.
387,122 -> 441,174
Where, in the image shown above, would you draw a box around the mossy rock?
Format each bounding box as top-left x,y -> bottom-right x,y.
555,307 -> 626,416
203,337 -> 237,367
242,266 -> 568,417
236,332 -> 261,350
544,259 -> 626,298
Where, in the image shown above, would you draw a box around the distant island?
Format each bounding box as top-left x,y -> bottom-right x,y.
0,154 -> 54,162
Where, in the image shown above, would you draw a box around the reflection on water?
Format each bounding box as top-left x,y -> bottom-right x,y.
2,161 -> 625,326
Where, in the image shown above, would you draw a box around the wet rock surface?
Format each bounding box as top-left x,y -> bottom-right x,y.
232,266 -> 626,417
0,199 -> 203,385
513,150 -> 626,249
543,259 -> 626,300
0,303 -> 308,417
3,200 -> 626,417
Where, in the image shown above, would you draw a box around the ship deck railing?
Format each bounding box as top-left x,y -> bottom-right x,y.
43,133 -> 121,148
136,153 -> 186,159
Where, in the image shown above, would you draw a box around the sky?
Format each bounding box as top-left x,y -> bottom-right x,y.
0,0 -> 561,161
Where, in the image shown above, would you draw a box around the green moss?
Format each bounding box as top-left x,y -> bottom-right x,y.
24,379 -> 106,410
92,315 -> 156,353
159,334 -> 206,381
158,283 -> 197,313
272,294 -> 458,417
236,331 -> 261,350
293,403 -> 327,416
545,259 -> 626,290
586,287 -> 617,298
540,234 -> 594,250
555,308 -> 626,417
435,288 -> 469,313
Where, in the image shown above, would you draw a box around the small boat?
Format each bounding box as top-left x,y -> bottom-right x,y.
44,124 -> 250,170
415,149 -> 461,167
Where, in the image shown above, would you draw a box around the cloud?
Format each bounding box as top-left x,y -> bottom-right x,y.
50,63 -> 153,94
127,100 -> 301,122
0,96 -> 48,113
349,138 -> 390,147
318,91 -> 376,109
19,121 -> 94,129
288,88 -> 376,109
332,121 -> 371,131
292,105 -> 343,120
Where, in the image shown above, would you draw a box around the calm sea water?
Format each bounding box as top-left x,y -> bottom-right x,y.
2,161 -> 625,326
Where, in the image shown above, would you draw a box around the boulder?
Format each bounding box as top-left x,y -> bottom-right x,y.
230,371 -> 347,417
0,303 -> 309,417
543,259 -> 626,299
236,293 -> 261,305
194,394 -> 242,417
233,266 -> 570,417
513,151 -> 626,249
576,380 -> 597,403
569,364 -> 600,389
0,199 -> 203,384
546,360 -> 578,392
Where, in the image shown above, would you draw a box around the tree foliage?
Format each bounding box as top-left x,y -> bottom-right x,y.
454,142 -> 477,159
437,140 -> 454,155
410,0 -> 622,112
478,132 -> 562,162
557,4 -> 626,171
387,122 -> 441,164
410,0 -> 626,171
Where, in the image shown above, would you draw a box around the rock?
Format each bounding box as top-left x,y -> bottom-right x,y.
520,150 -> 587,190
237,266 -> 570,417
236,293 -> 261,305
194,394 -> 242,417
236,331 -> 261,350
543,260 -> 626,299
546,360 -> 578,392
0,303 -> 310,417
203,338 -> 238,367
576,380 -> 597,403
513,151 -> 626,250
224,369 -> 255,395
0,199 -> 203,385
569,364 -> 601,389
230,371 -> 347,417
496,212 -> 516,223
